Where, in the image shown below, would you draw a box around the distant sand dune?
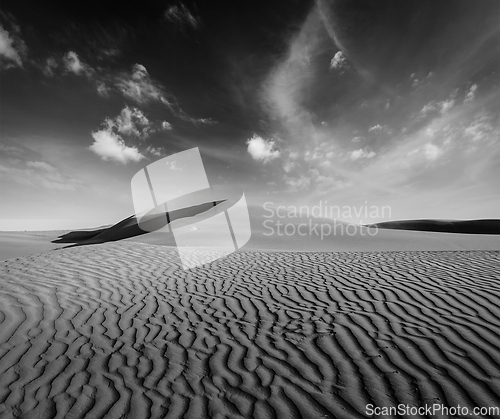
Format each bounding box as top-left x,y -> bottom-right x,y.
369,219 -> 500,235
1,244 -> 499,418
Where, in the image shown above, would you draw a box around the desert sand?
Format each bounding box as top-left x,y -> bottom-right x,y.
1,240 -> 499,418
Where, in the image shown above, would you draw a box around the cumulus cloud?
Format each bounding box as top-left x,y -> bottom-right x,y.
89,106 -> 153,163
161,121 -> 172,130
63,51 -> 94,78
329,51 -> 348,72
424,143 -> 441,160
116,64 -> 170,106
0,24 -> 27,68
105,106 -> 152,139
89,130 -> 144,164
246,135 -> 281,163
165,4 -> 200,29
350,149 -> 376,160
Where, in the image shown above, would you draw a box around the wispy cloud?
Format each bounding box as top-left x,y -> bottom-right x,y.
0,23 -> 27,68
464,111 -> 497,143
115,64 -> 214,124
464,84 -> 478,103
96,82 -> 110,97
165,4 -> 201,30
41,57 -> 58,76
246,135 -> 280,163
115,64 -> 171,106
420,90 -> 459,117
0,142 -> 22,155
63,51 -> 94,78
0,160 -> 81,191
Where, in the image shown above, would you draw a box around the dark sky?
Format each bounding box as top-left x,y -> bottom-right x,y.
0,0 -> 499,229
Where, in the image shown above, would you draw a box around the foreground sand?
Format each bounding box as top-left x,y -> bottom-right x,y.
0,243 -> 499,418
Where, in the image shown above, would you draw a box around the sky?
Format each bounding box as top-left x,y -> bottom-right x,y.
0,0 -> 499,230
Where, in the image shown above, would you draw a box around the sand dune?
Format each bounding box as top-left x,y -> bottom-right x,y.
0,231 -> 68,261
1,243 -> 499,418
369,219 -> 500,235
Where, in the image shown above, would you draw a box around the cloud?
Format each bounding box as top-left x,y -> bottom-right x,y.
439,99 -> 455,115
368,124 -> 384,132
420,101 -> 437,114
246,135 -> 281,163
283,160 -> 295,173
145,145 -> 166,157
465,84 -> 478,103
329,51 -> 348,72
165,4 -> 200,30
0,160 -> 81,191
424,143 -> 442,160
420,91 -> 459,117
116,63 -> 171,106
0,142 -> 22,155
89,106 -> 156,163
96,82 -> 110,97
89,130 -> 144,164
42,57 -> 58,76
161,121 -> 172,130
26,161 -> 57,171
63,51 -> 93,78
420,99 -> 456,116
106,106 -> 152,139
350,149 -> 376,160
112,64 -> 212,124
285,175 -> 311,191
0,24 -> 26,68
464,112 -> 495,142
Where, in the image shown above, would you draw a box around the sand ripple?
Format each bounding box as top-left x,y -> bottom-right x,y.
0,244 -> 499,418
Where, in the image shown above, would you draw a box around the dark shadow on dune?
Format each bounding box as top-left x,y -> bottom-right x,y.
52,200 -> 226,246
367,219 -> 500,235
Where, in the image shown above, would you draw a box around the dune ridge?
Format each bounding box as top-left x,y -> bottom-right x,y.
0,244 -> 499,418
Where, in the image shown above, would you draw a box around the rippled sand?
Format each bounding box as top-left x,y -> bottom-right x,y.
1,243 -> 499,418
